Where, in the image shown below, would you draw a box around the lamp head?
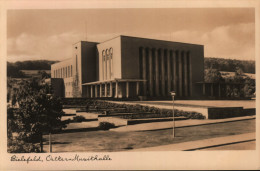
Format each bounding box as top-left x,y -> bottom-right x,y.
170,91 -> 176,96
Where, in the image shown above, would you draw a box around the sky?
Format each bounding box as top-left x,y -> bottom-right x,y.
7,8 -> 255,62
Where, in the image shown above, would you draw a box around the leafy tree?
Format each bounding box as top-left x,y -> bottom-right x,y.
38,70 -> 51,80
233,67 -> 244,83
223,67 -> 255,98
204,68 -> 224,83
204,57 -> 255,74
7,60 -> 58,78
7,79 -> 66,153
243,76 -> 255,98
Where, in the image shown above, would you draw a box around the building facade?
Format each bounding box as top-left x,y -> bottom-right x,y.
51,35 -> 205,99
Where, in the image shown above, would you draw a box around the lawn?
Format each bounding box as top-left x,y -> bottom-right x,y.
43,119 -> 255,152
125,100 -> 256,108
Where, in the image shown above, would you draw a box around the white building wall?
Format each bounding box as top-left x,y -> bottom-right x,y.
97,36 -> 122,81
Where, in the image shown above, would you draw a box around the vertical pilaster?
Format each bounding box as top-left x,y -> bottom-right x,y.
105,51 -> 107,80
93,85 -> 96,98
142,48 -> 147,96
102,51 -> 104,81
173,51 -> 177,93
100,84 -> 102,98
136,82 -> 140,96
105,83 -> 107,97
178,52 -> 183,97
126,82 -> 129,98
203,83 -> 206,96
86,86 -> 89,98
226,85 -> 229,97
108,55 -> 111,80
155,49 -> 160,96
188,52 -> 192,96
90,85 -> 93,98
183,51 -> 188,97
167,50 -> 171,94
110,82 -> 113,97
115,81 -> 118,98
148,48 -> 153,96
161,49 -> 165,96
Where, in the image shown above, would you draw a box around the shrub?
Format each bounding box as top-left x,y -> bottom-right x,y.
98,122 -> 115,130
72,116 -> 86,122
84,100 -> 205,120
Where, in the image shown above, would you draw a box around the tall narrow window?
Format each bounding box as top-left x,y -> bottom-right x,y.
106,49 -> 110,80
71,65 -> 72,76
102,50 -> 106,80
109,48 -> 113,78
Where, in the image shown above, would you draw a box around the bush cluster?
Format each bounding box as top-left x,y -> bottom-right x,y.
98,122 -> 116,130
72,116 -> 86,122
82,100 -> 205,120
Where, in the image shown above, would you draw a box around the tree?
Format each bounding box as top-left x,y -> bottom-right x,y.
243,76 -> 255,98
233,67 -> 244,83
204,68 -> 224,83
7,79 -> 66,153
204,57 -> 255,74
38,70 -> 51,80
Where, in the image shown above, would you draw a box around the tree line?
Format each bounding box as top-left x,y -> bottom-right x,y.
7,58 -> 255,78
7,60 -> 58,78
205,57 -> 255,74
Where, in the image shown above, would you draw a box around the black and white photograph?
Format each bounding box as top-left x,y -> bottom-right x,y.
0,0 -> 259,170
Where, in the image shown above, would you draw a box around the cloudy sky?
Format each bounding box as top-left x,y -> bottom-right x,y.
7,8 -> 255,62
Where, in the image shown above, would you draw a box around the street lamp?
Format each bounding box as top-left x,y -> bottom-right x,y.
170,91 -> 176,138
47,93 -> 52,153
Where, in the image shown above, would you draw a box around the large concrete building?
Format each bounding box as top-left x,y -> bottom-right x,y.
51,35 -> 204,99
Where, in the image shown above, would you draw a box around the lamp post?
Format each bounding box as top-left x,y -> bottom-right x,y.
49,133 -> 52,153
170,91 -> 176,138
47,93 -> 52,153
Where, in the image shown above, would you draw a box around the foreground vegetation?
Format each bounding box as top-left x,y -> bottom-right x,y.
7,79 -> 65,153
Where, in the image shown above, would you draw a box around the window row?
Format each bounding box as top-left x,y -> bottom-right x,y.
54,65 -> 73,78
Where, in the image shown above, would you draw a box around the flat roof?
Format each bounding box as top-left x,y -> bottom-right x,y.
51,58 -> 73,66
100,35 -> 203,46
72,40 -> 99,45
